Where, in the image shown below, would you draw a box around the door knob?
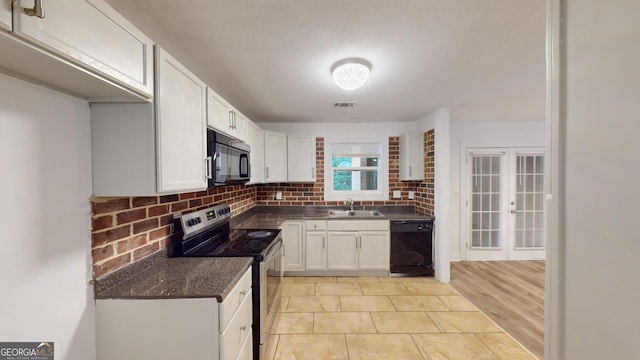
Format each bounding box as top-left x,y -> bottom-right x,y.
510,209 -> 517,214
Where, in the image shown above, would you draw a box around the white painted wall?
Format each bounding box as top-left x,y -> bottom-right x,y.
426,110 -> 451,283
449,120 -> 545,260
259,121 -> 416,137
552,1 -> 640,358
0,74 -> 95,360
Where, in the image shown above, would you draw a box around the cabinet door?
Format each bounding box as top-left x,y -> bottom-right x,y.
232,111 -> 247,142
13,0 -> 154,98
207,88 -> 234,136
155,47 -> 207,193
358,231 -> 390,270
245,120 -> 264,184
287,135 -> 316,182
399,133 -> 424,181
281,221 -> 304,271
305,231 -> 327,271
327,232 -> 358,270
1,0 -> 10,32
264,131 -> 288,182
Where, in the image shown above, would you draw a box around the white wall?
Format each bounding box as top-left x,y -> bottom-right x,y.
449,120 -> 545,260
259,121 -> 416,138
552,1 -> 640,358
0,74 -> 95,360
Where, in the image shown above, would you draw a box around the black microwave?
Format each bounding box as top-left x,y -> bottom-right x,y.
207,129 -> 250,187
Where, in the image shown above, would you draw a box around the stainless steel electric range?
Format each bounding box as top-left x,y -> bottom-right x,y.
168,204 -> 283,360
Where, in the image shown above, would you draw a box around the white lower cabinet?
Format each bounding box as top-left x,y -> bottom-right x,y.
326,220 -> 390,272
327,232 -> 359,270
305,221 -> 327,271
358,231 -> 391,270
96,268 -> 252,360
282,221 -> 305,271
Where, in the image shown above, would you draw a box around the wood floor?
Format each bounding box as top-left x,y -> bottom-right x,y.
450,261 -> 545,359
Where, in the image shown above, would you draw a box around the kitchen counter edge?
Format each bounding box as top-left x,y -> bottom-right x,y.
94,252 -> 253,302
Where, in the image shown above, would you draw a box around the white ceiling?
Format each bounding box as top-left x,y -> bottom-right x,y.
105,0 -> 546,123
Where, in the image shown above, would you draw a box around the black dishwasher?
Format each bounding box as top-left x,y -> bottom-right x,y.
390,219 -> 434,276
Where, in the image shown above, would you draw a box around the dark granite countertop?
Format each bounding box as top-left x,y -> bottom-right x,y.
230,205 -> 434,229
94,252 -> 253,302
94,205 -> 431,301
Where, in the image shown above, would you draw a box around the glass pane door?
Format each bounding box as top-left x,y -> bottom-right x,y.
471,155 -> 502,248
464,147 -> 545,261
514,154 -> 545,248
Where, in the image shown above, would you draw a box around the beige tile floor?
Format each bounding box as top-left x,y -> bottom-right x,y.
267,276 -> 537,360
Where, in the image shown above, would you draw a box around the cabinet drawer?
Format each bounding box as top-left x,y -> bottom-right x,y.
220,292 -> 253,360
306,220 -> 327,231
328,220 -> 389,231
219,267 -> 252,330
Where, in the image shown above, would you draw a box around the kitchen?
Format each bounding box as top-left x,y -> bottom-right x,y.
1,1 -> 639,360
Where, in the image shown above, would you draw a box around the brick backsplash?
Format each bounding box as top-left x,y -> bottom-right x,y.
415,129 -> 435,215
90,131 -> 436,279
256,137 -> 421,207
90,185 -> 256,279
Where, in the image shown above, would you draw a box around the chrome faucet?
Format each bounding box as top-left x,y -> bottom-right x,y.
346,198 -> 355,211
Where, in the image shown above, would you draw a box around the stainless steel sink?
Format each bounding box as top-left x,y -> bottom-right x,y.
327,210 -> 385,218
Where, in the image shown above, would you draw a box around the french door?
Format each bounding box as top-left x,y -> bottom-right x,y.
464,147 -> 545,260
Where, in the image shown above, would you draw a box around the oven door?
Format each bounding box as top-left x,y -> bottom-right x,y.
260,239 -> 283,355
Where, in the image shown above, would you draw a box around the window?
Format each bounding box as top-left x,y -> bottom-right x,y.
324,141 -> 388,201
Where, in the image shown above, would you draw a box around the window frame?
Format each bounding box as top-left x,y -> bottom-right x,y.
324,138 -> 389,201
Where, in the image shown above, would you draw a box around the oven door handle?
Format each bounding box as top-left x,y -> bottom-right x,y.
266,241 -> 283,260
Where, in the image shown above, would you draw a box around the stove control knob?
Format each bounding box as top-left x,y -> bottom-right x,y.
196,217 -> 201,224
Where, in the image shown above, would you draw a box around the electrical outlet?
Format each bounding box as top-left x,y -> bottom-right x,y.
275,191 -> 283,200
408,191 -> 415,199
393,190 -> 401,198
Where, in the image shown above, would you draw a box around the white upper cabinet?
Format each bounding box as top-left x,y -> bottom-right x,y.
245,119 -> 264,184
12,0 -> 154,99
155,47 -> 207,193
287,135 -> 316,182
207,88 -> 234,134
0,1 -> 10,32
91,46 -> 207,196
207,88 -> 246,141
399,133 -> 425,181
264,131 -> 288,183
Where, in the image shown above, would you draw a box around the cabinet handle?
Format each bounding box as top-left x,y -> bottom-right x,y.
409,165 -> 412,177
240,289 -> 247,297
229,110 -> 234,129
312,167 -> 315,178
21,0 -> 45,18
205,157 -> 213,179
266,166 -> 269,179
240,325 -> 247,332
234,112 -> 237,129
322,236 -> 325,249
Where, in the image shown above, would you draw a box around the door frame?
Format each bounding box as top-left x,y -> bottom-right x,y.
459,141 -> 546,261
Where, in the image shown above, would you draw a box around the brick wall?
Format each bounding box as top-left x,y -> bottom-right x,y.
415,129 -> 435,215
256,137 -> 420,206
91,185 -> 256,278
91,131 -> 436,279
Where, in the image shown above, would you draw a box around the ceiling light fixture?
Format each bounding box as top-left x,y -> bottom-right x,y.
331,58 -> 371,91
